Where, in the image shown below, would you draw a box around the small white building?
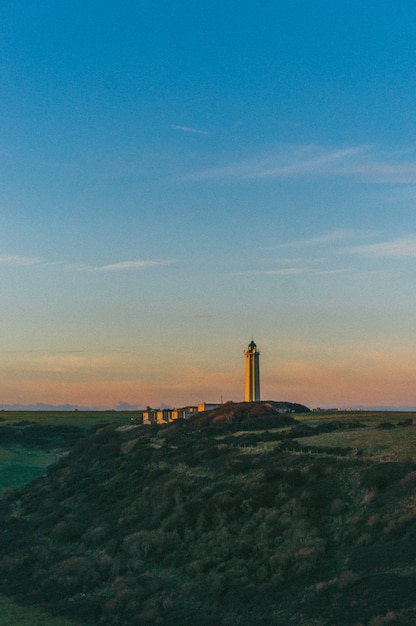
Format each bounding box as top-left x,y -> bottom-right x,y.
143,409 -> 157,425
172,406 -> 198,420
198,402 -> 221,412
156,409 -> 172,424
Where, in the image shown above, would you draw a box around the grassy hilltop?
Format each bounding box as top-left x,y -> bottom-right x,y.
0,403 -> 415,625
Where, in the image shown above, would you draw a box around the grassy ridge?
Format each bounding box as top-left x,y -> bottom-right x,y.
297,425 -> 416,461
297,410 -> 416,461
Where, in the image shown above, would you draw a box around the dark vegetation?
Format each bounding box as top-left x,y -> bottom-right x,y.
0,422 -> 85,450
0,404 -> 414,625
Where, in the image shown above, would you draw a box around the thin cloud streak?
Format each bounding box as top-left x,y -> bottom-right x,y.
345,162 -> 416,184
233,267 -> 351,277
185,144 -> 416,184
186,145 -> 367,181
90,260 -> 174,272
171,124 -> 209,135
235,230 -> 383,277
0,254 -> 44,267
0,255 -> 175,272
275,229 -> 372,249
3,349 -> 90,355
348,234 -> 416,257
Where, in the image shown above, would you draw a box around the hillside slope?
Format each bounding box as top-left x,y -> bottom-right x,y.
0,413 -> 414,625
186,400 -> 308,430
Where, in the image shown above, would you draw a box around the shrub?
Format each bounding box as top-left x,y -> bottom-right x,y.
400,470 -> 416,489
362,461 -> 415,491
337,569 -> 359,590
82,523 -> 111,546
330,498 -> 348,515
52,518 -> 85,542
51,556 -> 98,593
369,612 -> 397,626
285,469 -> 305,487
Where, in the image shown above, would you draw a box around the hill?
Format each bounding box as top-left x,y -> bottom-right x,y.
186,400 -> 308,430
0,410 -> 414,625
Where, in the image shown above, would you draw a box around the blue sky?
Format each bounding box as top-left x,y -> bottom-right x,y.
2,1 -> 416,408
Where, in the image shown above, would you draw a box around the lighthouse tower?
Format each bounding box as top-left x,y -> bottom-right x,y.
244,340 -> 260,402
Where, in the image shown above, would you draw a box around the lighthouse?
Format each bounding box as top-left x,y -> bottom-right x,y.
244,340 -> 260,402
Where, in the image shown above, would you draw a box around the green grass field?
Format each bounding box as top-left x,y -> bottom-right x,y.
0,410 -> 140,429
0,446 -> 55,491
0,594 -> 88,626
0,411 -> 140,492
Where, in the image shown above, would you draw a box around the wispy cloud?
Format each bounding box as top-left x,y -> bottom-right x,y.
90,259 -> 174,272
0,254 -> 44,267
0,255 -> 174,272
235,230 -> 384,277
345,162 -> 416,184
240,229 -> 416,277
171,124 -> 209,135
3,349 -> 90,355
347,234 -> 416,258
234,267 -> 351,277
185,144 -> 416,184
275,229 -> 370,249
186,145 -> 367,181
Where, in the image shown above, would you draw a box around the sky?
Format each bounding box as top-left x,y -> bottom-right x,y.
2,1 -> 416,409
